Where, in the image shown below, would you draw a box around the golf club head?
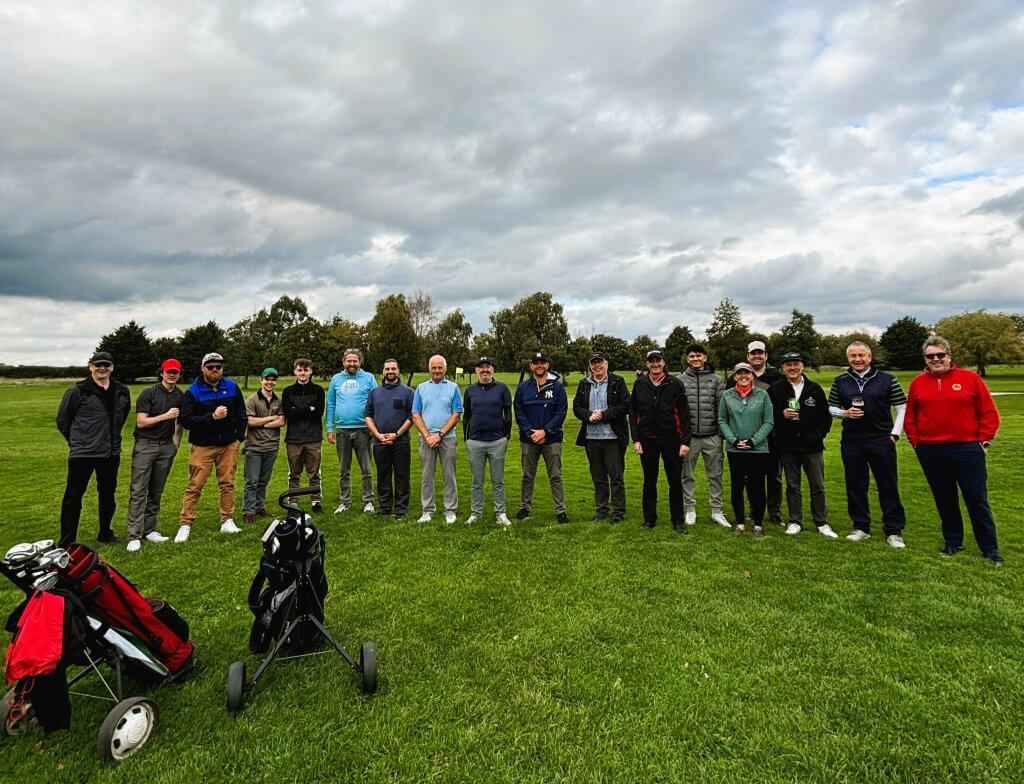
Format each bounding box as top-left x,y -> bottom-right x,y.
30,572 -> 59,591
36,548 -> 70,571
3,543 -> 37,565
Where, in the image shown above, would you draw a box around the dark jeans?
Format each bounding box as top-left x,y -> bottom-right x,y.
60,455 -> 120,546
584,440 -> 626,518
639,439 -> 683,525
726,451 -> 771,525
841,436 -> 906,535
916,442 -> 998,554
780,450 -> 828,528
766,446 -> 783,522
373,441 -> 411,515
243,448 -> 279,515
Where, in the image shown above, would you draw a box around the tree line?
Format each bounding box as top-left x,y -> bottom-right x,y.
4,293 -> 1022,383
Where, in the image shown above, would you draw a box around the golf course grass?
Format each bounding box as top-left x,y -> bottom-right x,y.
1,368 -> 1022,783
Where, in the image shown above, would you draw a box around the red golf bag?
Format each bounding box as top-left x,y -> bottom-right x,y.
61,544 -> 194,675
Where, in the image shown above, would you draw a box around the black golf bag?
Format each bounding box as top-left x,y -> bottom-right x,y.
246,517 -> 328,654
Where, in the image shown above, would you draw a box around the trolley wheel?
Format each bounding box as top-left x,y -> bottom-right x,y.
226,661 -> 247,715
2,687 -> 37,737
97,697 -> 159,761
359,641 -> 377,695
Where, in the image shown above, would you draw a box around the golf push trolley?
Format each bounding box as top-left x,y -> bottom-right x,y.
226,486 -> 378,715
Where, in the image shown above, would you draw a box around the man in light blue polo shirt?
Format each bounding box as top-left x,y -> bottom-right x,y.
411,354 -> 463,524
326,349 -> 377,514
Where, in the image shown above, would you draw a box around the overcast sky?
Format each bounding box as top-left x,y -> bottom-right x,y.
2,0 -> 1023,365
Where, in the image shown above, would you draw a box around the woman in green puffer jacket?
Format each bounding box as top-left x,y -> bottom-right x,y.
718,362 -> 774,537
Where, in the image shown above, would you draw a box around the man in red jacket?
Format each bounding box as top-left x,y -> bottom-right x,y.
905,336 -> 1002,563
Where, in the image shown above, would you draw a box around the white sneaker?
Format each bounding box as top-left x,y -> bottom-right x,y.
126,539 -> 141,553
144,531 -> 169,543
711,512 -> 732,528
785,523 -> 802,535
417,513 -> 432,524
818,525 -> 839,539
174,525 -> 191,543
445,512 -> 457,524
846,529 -> 871,542
363,502 -> 375,513
887,534 -> 906,549
220,519 -> 241,534
496,513 -> 512,527
684,508 -> 697,526
334,503 -> 350,514
465,514 -> 480,525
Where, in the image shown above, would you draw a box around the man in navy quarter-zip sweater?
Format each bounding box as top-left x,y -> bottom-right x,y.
513,352 -> 569,523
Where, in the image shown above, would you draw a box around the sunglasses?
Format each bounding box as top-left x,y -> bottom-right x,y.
748,350 -> 766,355
204,364 -> 224,371
92,362 -> 112,369
924,352 -> 947,360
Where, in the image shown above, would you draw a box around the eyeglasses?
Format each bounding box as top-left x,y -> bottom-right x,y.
924,352 -> 947,360
205,364 -> 224,371
92,362 -> 112,369
748,350 -> 766,355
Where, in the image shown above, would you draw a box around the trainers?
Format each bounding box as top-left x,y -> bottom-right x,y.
672,521 -> 688,534
887,535 -> 906,549
984,550 -> 1004,565
818,525 -> 839,539
515,508 -> 531,521
940,544 -> 963,557
97,531 -> 119,543
220,519 -> 241,534
609,515 -> 624,524
592,513 -> 609,521
126,539 -> 142,553
785,523 -> 802,535
144,531 -> 169,543
311,502 -> 323,514
556,512 -> 570,524
445,512 -> 457,524
394,512 -> 406,520
417,513 -> 433,524
243,513 -> 256,524
753,526 -> 764,539
684,508 -> 697,526
846,529 -> 871,542
465,514 -> 480,525
771,515 -> 785,527
710,511 -> 731,528
363,502 -> 375,513
174,525 -> 191,543
496,513 -> 512,527
642,520 -> 656,529
334,503 -> 350,515
256,508 -> 269,518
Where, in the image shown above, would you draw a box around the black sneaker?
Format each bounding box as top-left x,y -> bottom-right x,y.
515,508 -> 531,521
642,520 -> 656,529
556,512 -> 570,524
393,513 -> 406,520
97,532 -> 119,544
983,550 -> 1005,565
940,544 -> 964,557
672,522 -> 688,534
311,502 -> 323,514
592,513 -> 609,522
609,515 -> 624,525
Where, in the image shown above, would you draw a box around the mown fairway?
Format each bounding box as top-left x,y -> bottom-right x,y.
1,369 -> 1022,783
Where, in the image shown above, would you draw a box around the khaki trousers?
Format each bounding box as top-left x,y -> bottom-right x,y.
180,443 -> 239,525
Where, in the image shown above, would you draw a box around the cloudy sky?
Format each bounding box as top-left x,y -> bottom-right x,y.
2,0 -> 1023,364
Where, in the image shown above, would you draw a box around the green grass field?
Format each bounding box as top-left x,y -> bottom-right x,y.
1,368 -> 1022,783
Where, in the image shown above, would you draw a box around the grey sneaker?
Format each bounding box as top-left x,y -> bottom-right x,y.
465,514 -> 480,525
846,530 -> 871,542
887,535 -> 906,549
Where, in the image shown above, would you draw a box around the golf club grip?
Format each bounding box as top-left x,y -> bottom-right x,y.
278,486 -> 321,504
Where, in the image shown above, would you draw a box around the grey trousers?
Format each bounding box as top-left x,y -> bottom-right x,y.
336,427 -> 374,506
243,448 -> 279,515
584,439 -> 626,517
418,436 -> 458,514
520,442 -> 565,514
681,434 -> 725,511
127,439 -> 178,539
780,450 -> 828,528
466,438 -> 508,515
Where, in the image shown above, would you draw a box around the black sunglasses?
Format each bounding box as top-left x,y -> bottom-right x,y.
924,352 -> 947,360
92,362 -> 112,369
205,364 -> 224,370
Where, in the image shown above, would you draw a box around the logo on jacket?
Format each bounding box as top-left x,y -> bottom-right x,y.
544,390 -> 553,399
804,398 -> 817,407
952,383 -> 962,391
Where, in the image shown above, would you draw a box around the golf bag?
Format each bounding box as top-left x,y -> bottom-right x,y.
246,517 -> 328,654
60,544 -> 195,676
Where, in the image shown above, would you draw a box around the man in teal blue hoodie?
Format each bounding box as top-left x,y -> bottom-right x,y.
326,349 -> 377,514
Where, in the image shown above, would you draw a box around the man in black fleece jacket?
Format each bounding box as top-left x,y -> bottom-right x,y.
282,358 -> 326,512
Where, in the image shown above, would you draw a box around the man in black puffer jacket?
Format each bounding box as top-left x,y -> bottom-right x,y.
55,351 -> 131,546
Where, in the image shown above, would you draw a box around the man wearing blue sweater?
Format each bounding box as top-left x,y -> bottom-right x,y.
513,352 -> 569,523
462,357 -> 513,526
326,350 -> 377,514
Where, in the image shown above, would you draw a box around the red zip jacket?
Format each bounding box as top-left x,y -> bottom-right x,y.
904,366 -> 1000,446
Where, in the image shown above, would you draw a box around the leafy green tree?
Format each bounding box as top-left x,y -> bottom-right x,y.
273,318 -> 329,376
178,321 -> 227,382
628,334 -> 661,372
819,332 -> 881,367
366,294 -> 419,372
152,336 -> 181,366
563,335 -> 593,376
934,310 -> 1024,377
426,310 -> 474,374
705,298 -> 750,371
589,333 -> 632,372
95,321 -> 155,383
778,309 -> 822,369
880,316 -> 930,370
664,325 -> 696,370
320,316 -> 368,373
487,292 -> 570,370
227,311 -> 280,389
268,295 -> 310,332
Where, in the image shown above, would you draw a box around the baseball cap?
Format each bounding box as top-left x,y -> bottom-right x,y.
588,352 -> 607,363
90,351 -> 114,364
201,352 -> 224,367
780,352 -> 804,364
529,351 -> 550,363
473,356 -> 496,368
733,362 -> 755,374
160,358 -> 183,372
645,349 -> 664,361
261,367 -> 279,378
747,340 -> 766,352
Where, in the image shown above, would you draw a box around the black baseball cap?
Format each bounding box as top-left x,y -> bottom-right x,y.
474,356 -> 496,368
588,352 -> 607,363
529,352 -> 550,363
89,351 -> 114,364
780,352 -> 804,364
645,349 -> 664,361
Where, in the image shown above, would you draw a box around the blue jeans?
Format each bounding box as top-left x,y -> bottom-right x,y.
915,442 -> 998,553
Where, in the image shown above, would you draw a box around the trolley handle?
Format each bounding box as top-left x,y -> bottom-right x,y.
277,486 -> 321,520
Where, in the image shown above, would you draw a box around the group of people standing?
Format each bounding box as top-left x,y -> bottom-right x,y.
55,333 -> 1003,564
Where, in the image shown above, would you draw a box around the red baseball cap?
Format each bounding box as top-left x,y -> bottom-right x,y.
160,358 -> 183,372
